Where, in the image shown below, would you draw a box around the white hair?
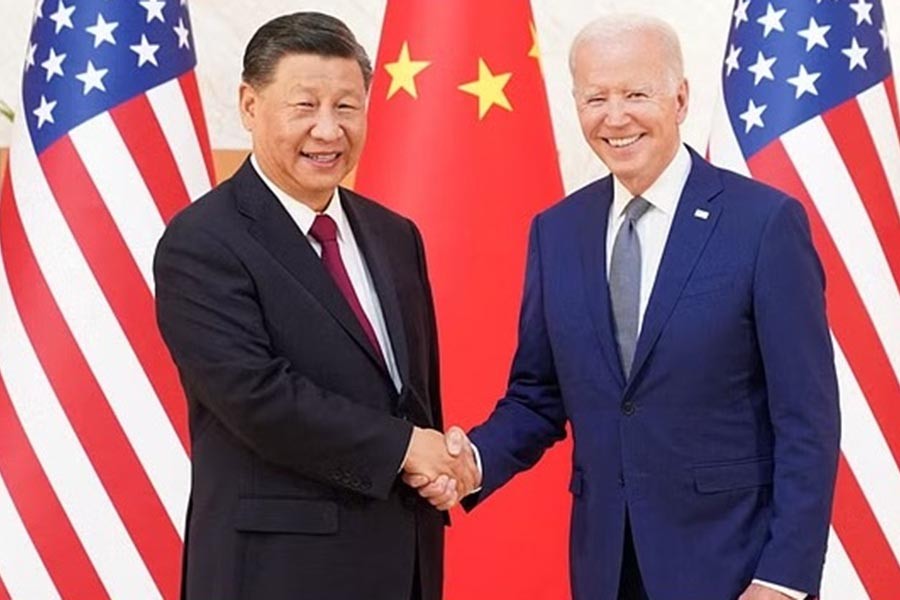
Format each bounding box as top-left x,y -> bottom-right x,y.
568,13 -> 684,89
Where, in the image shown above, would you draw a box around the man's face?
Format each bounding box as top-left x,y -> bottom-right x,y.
571,31 -> 688,196
239,53 -> 367,209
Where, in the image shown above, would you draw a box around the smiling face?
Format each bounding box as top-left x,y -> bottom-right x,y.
571,28 -> 688,196
239,52 -> 367,210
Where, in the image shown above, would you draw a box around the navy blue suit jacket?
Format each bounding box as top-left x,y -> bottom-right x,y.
466,148 -> 840,600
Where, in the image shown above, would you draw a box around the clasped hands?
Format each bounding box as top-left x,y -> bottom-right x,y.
402,426 -> 480,510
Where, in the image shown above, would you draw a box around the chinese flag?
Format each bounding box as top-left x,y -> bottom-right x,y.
355,1 -> 570,598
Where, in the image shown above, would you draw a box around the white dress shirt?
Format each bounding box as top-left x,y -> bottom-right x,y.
605,144 -> 690,332
250,155 -> 402,394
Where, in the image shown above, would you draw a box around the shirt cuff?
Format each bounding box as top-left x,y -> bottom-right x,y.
468,441 -> 483,495
398,427 -> 415,473
752,579 -> 806,599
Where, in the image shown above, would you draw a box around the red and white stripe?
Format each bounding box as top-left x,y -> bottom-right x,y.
0,71 -> 212,599
709,79 -> 900,599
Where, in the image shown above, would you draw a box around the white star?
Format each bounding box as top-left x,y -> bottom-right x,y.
880,21 -> 890,51
757,3 -> 787,38
85,13 -> 118,48
130,34 -> 160,67
139,0 -> 166,23
842,37 -> 869,70
40,47 -> 66,82
850,0 -> 874,26
48,0 -> 75,34
75,60 -> 108,95
25,42 -> 37,72
747,51 -> 777,85
797,17 -> 831,51
33,95 -> 57,129
33,0 -> 43,22
739,99 -> 767,133
725,44 -> 742,76
786,64 -> 821,99
734,0 -> 751,29
173,17 -> 190,49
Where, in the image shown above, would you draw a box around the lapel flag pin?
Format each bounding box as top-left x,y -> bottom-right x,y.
694,208 -> 710,220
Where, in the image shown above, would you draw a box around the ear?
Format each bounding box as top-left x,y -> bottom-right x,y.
675,78 -> 689,125
238,82 -> 257,132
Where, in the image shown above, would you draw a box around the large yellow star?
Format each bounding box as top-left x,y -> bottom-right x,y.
458,58 -> 513,120
529,21 -> 542,66
384,41 -> 430,100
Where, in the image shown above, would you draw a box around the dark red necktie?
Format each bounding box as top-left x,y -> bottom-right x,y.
309,214 -> 385,366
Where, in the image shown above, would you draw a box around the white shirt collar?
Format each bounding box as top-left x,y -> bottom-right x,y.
611,144 -> 692,218
249,154 -> 349,241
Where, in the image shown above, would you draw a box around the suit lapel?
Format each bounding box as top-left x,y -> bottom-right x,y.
233,161 -> 386,372
627,151 -> 724,388
579,177 -> 627,388
341,189 -> 411,387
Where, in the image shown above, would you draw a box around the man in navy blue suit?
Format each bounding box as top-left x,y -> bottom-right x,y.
407,13 -> 840,600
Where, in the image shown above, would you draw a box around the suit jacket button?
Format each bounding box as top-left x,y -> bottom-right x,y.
621,401 -> 636,416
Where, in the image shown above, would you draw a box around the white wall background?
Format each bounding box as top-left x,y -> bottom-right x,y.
2,0 -> 899,192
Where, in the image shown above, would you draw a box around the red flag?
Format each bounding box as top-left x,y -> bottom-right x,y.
0,1 -> 210,597
355,1 -> 569,598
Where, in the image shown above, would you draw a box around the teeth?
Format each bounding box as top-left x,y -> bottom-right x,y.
607,135 -> 641,148
304,153 -> 339,162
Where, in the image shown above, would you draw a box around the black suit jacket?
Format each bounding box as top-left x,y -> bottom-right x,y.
154,160 -> 444,600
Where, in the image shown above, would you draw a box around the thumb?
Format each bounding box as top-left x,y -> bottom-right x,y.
445,426 -> 466,456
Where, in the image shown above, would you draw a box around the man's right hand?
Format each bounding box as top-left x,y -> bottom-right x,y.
402,426 -> 481,510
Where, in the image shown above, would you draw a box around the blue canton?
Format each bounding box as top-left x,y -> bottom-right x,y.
22,0 -> 198,154
723,0 -> 893,157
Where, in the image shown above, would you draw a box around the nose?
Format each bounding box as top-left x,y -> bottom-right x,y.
310,109 -> 343,141
604,97 -> 631,127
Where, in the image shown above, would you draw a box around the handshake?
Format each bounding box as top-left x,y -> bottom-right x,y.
401,426 -> 481,510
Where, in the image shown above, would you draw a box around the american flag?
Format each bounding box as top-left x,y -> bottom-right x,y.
709,0 -> 900,597
0,0 -> 212,598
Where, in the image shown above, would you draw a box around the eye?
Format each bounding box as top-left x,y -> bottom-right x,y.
293,100 -> 315,109
586,96 -> 606,106
628,91 -> 649,100
337,102 -> 359,111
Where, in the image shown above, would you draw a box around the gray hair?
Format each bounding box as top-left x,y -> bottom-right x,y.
569,13 -> 684,90
242,12 -> 373,90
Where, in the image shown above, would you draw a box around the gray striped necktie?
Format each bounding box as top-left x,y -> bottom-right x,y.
609,196 -> 652,378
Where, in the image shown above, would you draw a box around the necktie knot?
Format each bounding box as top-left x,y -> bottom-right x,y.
309,214 -> 338,244
624,196 -> 651,225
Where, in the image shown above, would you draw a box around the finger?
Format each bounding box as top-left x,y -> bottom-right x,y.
432,488 -> 459,510
422,477 -> 457,505
436,498 -> 458,511
420,485 -> 455,506
402,473 -> 430,488
418,475 -> 450,499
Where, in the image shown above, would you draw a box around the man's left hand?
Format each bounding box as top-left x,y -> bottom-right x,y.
737,583 -> 796,600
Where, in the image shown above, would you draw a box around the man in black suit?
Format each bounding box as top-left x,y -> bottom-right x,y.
154,12 -> 476,600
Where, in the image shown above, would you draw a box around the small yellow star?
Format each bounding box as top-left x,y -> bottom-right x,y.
458,58 -> 513,119
384,41 -> 431,100
529,21 -> 542,65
